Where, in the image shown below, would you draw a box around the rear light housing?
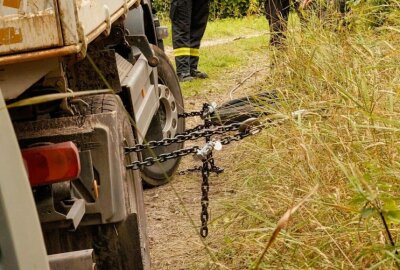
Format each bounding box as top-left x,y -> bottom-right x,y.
22,142 -> 81,187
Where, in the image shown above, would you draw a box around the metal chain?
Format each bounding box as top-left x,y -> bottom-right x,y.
178,111 -> 203,118
179,124 -> 207,136
220,130 -> 253,145
125,104 -> 263,239
179,103 -> 216,119
125,101 -> 307,239
125,128 -> 260,170
124,123 -> 242,154
178,166 -> 203,175
203,117 -> 224,174
200,159 -> 211,238
126,146 -> 199,170
178,103 -> 208,119
209,157 -> 224,174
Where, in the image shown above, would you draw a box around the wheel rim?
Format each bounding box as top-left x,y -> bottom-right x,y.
141,45 -> 185,186
141,83 -> 182,183
157,85 -> 179,139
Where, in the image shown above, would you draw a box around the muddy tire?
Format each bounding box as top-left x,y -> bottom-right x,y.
44,94 -> 150,270
140,46 -> 185,187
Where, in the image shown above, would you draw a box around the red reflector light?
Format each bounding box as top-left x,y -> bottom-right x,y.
22,142 -> 81,187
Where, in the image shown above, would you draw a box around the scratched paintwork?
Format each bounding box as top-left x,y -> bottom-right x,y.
3,0 -> 21,9
76,0 -> 136,37
0,27 -> 22,45
0,0 -> 138,57
0,0 -> 61,55
0,9 -> 62,55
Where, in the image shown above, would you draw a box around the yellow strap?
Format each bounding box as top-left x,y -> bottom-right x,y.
173,47 -> 200,57
190,48 -> 200,57
174,48 -> 191,57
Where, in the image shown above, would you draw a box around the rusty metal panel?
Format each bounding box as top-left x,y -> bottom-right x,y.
58,0 -> 139,46
57,0 -> 79,45
0,0 -> 139,60
0,0 -> 62,56
76,0 -> 130,36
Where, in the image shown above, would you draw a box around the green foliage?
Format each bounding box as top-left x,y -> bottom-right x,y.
176,3 -> 400,268
347,0 -> 400,28
210,0 -> 250,19
151,0 -> 169,18
152,0 -> 263,19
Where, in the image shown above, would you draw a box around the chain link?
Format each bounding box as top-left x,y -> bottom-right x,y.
126,146 -> 199,170
125,102 -> 264,239
124,122 -> 242,154
178,111 -> 203,118
125,126 -> 260,170
178,103 -> 216,119
178,166 -> 203,175
179,124 -> 207,136
200,159 -> 211,238
178,103 -> 208,119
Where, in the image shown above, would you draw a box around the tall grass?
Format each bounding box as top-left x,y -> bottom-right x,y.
203,2 -> 400,269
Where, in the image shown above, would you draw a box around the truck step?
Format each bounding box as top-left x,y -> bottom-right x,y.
116,53 -> 134,85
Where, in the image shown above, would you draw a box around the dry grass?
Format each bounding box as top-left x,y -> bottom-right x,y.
191,4 -> 400,270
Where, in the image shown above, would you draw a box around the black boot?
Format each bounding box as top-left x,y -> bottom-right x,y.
190,56 -> 208,79
176,56 -> 194,82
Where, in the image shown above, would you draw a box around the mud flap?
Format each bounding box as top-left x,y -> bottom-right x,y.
116,213 -> 146,270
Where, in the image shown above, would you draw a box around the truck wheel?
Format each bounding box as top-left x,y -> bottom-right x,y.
141,45 -> 185,187
44,94 -> 150,270
89,94 -> 150,270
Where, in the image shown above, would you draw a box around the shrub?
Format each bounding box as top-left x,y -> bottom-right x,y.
152,0 -> 263,19
347,0 -> 400,28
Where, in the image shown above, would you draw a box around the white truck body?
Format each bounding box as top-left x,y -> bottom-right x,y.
0,90 -> 50,270
0,0 -> 140,100
0,0 -> 138,56
0,0 -> 183,268
0,0 -> 185,270
0,0 -> 159,140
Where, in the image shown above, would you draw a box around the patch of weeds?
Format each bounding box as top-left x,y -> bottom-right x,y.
180,35 -> 269,98
186,4 -> 400,270
161,15 -> 267,47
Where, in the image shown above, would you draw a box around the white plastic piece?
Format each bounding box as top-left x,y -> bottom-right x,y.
214,141 -> 222,151
208,102 -> 218,114
104,5 -> 111,36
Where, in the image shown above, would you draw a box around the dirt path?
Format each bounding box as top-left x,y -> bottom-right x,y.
164,33 -> 265,57
145,34 -> 270,269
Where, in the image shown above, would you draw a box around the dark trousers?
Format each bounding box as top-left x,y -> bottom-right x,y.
170,0 -> 210,75
264,0 -> 291,46
265,0 -> 348,46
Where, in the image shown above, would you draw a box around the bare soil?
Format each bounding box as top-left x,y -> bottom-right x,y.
145,35 -> 271,269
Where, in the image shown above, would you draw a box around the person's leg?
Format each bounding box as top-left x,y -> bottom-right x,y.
264,0 -> 290,46
171,0 -> 193,81
189,0 -> 210,78
337,0 -> 348,15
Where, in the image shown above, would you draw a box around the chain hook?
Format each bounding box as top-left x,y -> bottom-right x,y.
201,102 -> 217,119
